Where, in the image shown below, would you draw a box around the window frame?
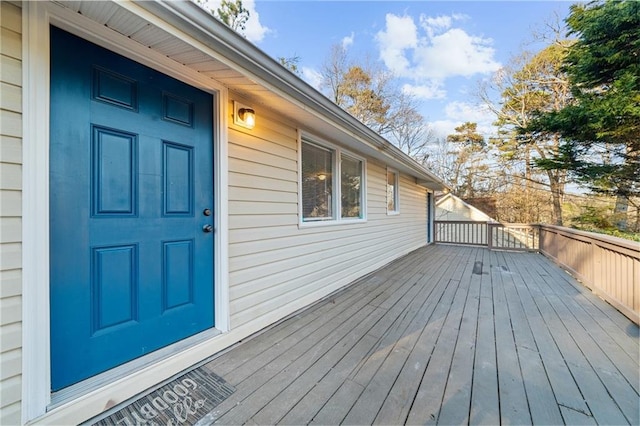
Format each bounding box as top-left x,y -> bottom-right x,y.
386,167 -> 400,215
298,133 -> 367,227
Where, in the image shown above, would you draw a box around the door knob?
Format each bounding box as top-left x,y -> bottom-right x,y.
203,224 -> 213,233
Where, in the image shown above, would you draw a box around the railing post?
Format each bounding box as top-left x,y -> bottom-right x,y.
488,222 -> 493,250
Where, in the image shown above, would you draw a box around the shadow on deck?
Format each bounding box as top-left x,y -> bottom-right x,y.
95,245 -> 640,425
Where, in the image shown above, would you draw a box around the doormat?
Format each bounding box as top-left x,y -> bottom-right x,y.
93,368 -> 235,426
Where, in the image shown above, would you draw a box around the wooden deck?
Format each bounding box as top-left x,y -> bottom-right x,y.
193,245 -> 638,425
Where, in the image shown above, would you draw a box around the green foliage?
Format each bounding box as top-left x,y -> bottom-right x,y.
447,122 -> 485,148
571,205 -> 613,229
483,41 -> 572,225
528,0 -> 640,200
278,55 -> 301,75
216,0 -> 250,32
446,122 -> 490,198
564,201 -> 640,241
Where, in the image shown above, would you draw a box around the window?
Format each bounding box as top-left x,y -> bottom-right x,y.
341,154 -> 363,219
301,142 -> 334,220
387,169 -> 399,213
300,137 -> 365,224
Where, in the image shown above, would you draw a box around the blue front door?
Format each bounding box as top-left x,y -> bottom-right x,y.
50,27 -> 215,391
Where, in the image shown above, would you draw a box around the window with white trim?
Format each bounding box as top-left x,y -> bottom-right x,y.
387,168 -> 399,213
341,154 -> 363,219
301,142 -> 334,220
300,137 -> 366,224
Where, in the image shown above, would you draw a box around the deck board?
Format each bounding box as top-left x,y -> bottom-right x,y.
492,251 -> 532,425
435,249 -> 483,425
170,245 -> 637,426
469,250 -> 500,425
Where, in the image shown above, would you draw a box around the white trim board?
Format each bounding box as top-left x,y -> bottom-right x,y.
297,132 -> 368,228
21,2 -> 230,423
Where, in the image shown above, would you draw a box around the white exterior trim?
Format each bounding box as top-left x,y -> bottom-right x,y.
22,2 -> 230,422
21,3 -> 52,421
298,132 -> 368,228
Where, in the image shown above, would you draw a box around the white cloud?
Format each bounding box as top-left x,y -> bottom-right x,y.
342,32 -> 355,50
429,119 -> 459,139
302,67 -> 323,90
402,83 -> 446,100
444,101 -> 493,124
429,101 -> 496,138
195,0 -> 271,43
419,13 -> 468,37
422,15 -> 452,31
375,14 -> 418,76
413,28 -> 499,79
375,12 -> 500,98
420,15 -> 452,38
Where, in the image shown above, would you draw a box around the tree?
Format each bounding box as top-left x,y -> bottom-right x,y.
320,45 -> 395,134
480,41 -> 572,225
321,45 -> 396,135
320,44 -> 349,106
319,44 -> 437,162
197,0 -> 250,33
528,0 -> 640,230
340,66 -> 391,133
446,122 -> 489,198
423,137 -> 459,187
278,55 -> 301,75
387,98 -> 434,164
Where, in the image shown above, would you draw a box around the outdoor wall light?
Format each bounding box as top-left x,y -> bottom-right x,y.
234,101 -> 256,129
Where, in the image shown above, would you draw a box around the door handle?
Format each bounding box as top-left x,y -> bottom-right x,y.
203,224 -> 213,233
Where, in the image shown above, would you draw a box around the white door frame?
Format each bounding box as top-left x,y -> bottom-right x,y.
21,2 -> 229,422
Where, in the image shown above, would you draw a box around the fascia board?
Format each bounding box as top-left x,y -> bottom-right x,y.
137,0 -> 448,190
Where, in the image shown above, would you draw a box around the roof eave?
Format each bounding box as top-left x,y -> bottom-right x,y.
139,1 -> 449,191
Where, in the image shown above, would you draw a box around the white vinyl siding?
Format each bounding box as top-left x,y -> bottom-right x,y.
0,2 -> 23,425
7,2 -> 439,423
227,101 -> 427,329
436,194 -> 494,222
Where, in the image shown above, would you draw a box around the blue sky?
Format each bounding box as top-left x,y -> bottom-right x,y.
198,1 -> 576,138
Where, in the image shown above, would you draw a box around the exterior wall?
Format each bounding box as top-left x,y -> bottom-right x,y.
436,195 -> 493,222
1,2 -> 429,419
0,2 -> 23,424
227,99 -> 428,329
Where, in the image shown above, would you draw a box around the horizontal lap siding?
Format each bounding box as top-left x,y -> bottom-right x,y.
0,2 -> 23,425
227,101 -> 428,328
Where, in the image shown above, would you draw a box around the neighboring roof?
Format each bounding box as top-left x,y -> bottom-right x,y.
127,1 -> 449,191
435,193 -> 496,221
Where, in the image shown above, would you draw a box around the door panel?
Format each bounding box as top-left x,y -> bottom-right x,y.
50,27 -> 215,391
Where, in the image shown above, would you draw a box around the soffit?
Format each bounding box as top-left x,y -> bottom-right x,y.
52,0 -> 448,191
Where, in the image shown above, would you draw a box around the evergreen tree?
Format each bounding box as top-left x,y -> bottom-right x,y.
447,122 -> 489,198
528,0 -> 640,229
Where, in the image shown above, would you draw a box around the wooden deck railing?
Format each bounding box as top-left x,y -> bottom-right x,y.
538,225 -> 639,325
434,220 -> 488,246
488,222 -> 539,251
434,221 -> 639,324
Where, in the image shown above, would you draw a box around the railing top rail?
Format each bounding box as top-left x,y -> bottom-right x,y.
488,222 -> 537,226
434,220 -> 488,224
434,221 -> 638,255
540,224 -> 640,259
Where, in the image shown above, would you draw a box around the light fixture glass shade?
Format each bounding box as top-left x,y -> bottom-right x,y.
234,101 -> 256,129
240,108 -> 255,128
